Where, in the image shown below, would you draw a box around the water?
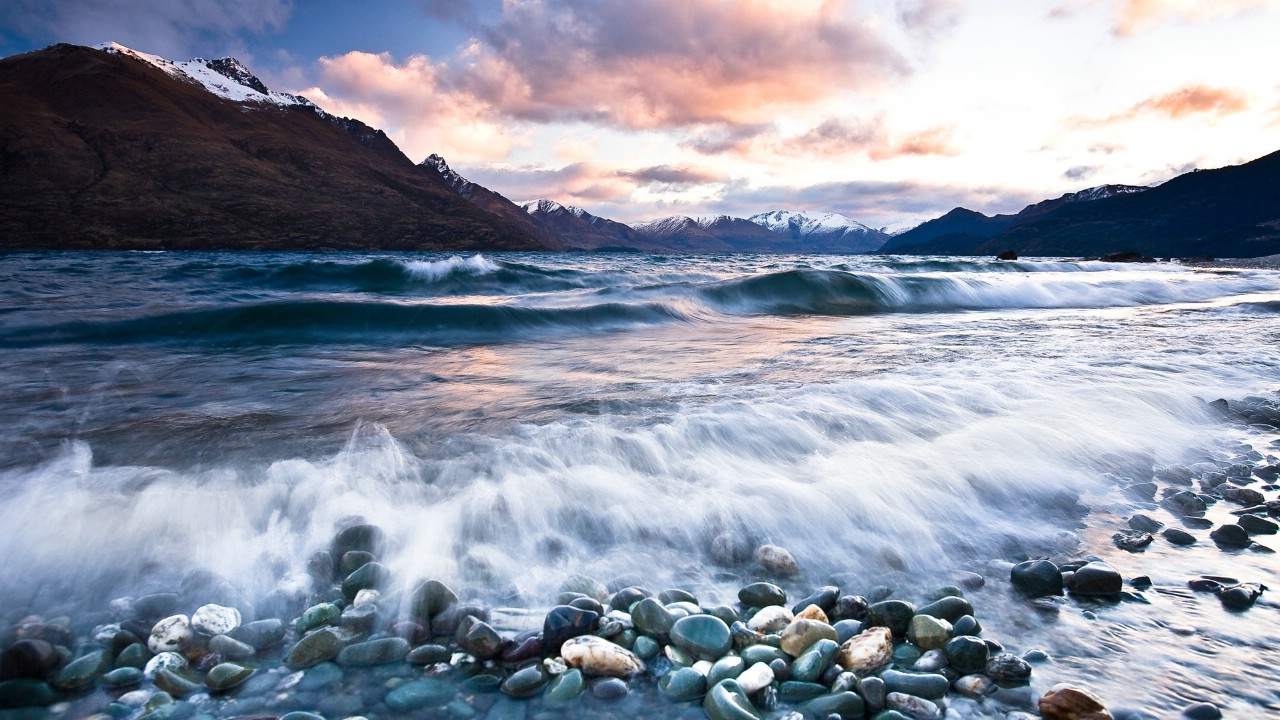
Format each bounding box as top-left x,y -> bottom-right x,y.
1,251 -> 1279,715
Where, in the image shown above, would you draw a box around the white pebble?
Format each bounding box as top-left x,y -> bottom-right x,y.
736,662 -> 775,694
746,605 -> 794,632
118,690 -> 152,707
353,589 -> 380,607
147,615 -> 192,654
692,660 -> 713,676
143,651 -> 187,678
191,603 -> 241,635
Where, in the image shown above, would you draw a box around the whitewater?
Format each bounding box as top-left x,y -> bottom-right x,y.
1,251 -> 1278,716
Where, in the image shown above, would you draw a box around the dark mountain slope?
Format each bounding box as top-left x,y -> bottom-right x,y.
0,44 -> 557,250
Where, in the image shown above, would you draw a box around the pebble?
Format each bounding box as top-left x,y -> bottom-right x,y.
499,665 -> 548,699
385,678 -> 454,712
735,662 -> 774,694
147,615 -> 192,654
907,614 -> 951,650
864,600 -> 915,637
1210,524 -> 1252,548
190,604 -> 240,636
1128,514 -> 1164,533
779,618 -> 838,657
337,637 -> 410,666
1164,528 -> 1198,545
945,635 -> 989,674
954,673 -> 997,698
1067,561 -> 1123,596
702,678 -> 761,720
1181,701 -> 1222,719
1011,559 -> 1063,596
204,662 -> 253,692
143,652 -> 187,678
836,627 -> 893,673
738,582 -> 787,608
208,633 -> 256,660
886,691 -> 942,720
746,605 -> 793,633
591,677 -> 629,700
754,544 -> 798,576
543,605 -> 599,655
543,668 -> 585,706
1238,514 -> 1279,535
1040,682 -> 1112,720
560,636 -> 645,677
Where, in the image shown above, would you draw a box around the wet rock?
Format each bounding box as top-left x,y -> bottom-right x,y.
340,561 -> 389,600
790,638 -> 838,682
865,600 -> 915,637
836,627 -> 893,673
944,635 -> 989,674
153,667 -> 200,697
703,678 -> 762,720
408,579 -> 458,622
1011,559 -> 1063,596
754,545 -> 798,576
907,615 -> 951,651
295,602 -> 341,633
560,636 -> 645,677
591,676 -> 629,699
431,603 -> 487,638
1112,531 -> 1153,552
631,597 -> 677,642
1067,562 -> 1123,596
147,615 -> 192,654
952,614 -> 981,636
0,679 -> 57,708
886,691 -> 942,720
284,627 -> 345,669
746,605 -> 793,633
1039,682 -> 1113,719
191,604 -> 240,636
831,595 -> 869,622
544,668 -> 585,706
500,664 -> 549,699
659,666 -> 707,701
206,633 -> 254,660
1220,486 -> 1265,505
52,649 -> 109,690
456,615 -> 504,660
229,618 -> 285,649
738,582 -> 787,608
912,648 -> 947,672
801,689 -> 864,716
385,678 -> 454,712
954,673 -> 997,698
672,615 -> 732,661
1163,528 -> 1197,546
1183,516 -> 1215,529
740,644 -> 788,666
707,655 -> 745,686
0,640 -> 59,680
142,651 -> 186,678
736,661 -> 774,694
711,532 -> 755,565
1181,701 -> 1222,719
337,637 -> 410,666
1210,524 -> 1252,549
1127,515 -> 1164,535
794,604 -> 829,624
1239,514 -> 1279,535
858,675 -> 886,711
880,668 -> 949,699
204,662 -> 253,692
331,523 -> 385,563
791,586 -> 840,615
985,652 -> 1033,687
1163,491 -> 1207,517
543,605 -> 599,655
1219,583 -> 1266,610
779,618 -> 838,657
610,586 -> 651,611
915,595 -> 972,623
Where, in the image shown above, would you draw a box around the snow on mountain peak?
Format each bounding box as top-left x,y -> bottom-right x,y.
95,42 -> 314,109
748,209 -> 876,236
519,199 -> 592,219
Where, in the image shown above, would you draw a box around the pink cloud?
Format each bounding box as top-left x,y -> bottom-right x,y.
1073,84 -> 1251,127
1113,0 -> 1272,36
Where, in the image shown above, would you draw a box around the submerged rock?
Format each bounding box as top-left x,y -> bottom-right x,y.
1039,682 -> 1113,719
1011,559 -> 1063,596
1067,562 -> 1123,596
754,545 -> 798,576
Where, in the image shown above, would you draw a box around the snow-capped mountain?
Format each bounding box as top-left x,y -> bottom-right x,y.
96,42 -> 314,109
878,219 -> 927,236
1019,183 -> 1149,216
519,199 -> 659,250
422,154 -> 476,197
748,210 -> 888,252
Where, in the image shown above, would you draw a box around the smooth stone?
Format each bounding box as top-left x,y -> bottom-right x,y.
568,596 -> 605,615
432,604 -> 490,641
1239,515 -> 1279,535
590,676 -> 628,700
792,586 -> 840,615
142,652 -> 186,678
703,679 -> 763,720
1210,524 -> 1252,548
52,649 -> 109,690
778,681 -> 827,702
944,636 -> 989,674
456,616 -> 504,660
740,644 -> 788,666
739,582 -> 787,608
1164,528 -> 1197,546
295,603 -> 341,634
206,634 -> 254,661
746,605 -> 794,633
1183,517 -> 1215,529
1220,486 -> 1265,505
502,634 -> 544,664
954,673 -> 997,698
115,642 -> 151,670
148,615 -> 192,654
190,604 -> 240,636
543,605 -> 599,655
708,656 -> 746,687
1219,583 -> 1265,610
794,604 -> 830,624
462,673 -> 503,693
887,692 -> 943,720
339,603 -> 377,632
1011,559 -> 1063,596
915,596 -> 972,623
284,628 -> 344,669
1181,701 -> 1221,719
0,640 -> 59,680
558,574 -> 607,601
0,679 -> 57,708
907,615 -> 951,651
500,665 -> 548,699
985,652 -> 1033,687
833,619 -> 864,644
1163,491 -> 1207,517
779,619 -> 838,657
892,643 -> 921,667
769,657 -> 790,682
791,638 -> 838,683
204,662 -> 253,692
408,579 -> 458,622
672,615 -> 733,661
858,675 -> 886,711
331,523 -> 385,561
610,586 -> 651,612
102,667 -> 144,689
386,678 -> 454,711
1039,682 -> 1112,720
337,637 -> 410,666
838,627 -> 893,673
1128,514 -> 1165,533
832,595 -> 869,622
912,649 -> 947,672
803,691 -> 866,718
227,618 -> 284,650
704,604 -> 740,627
1068,562 -> 1123,596
340,562 -> 389,600
660,588 -> 698,605
632,635 -> 661,660
666,644 -> 695,667
880,668 -> 948,699
735,662 -> 774,694
561,636 -> 645,677
340,550 -> 376,576
754,545 -> 798,576
543,668 -> 585,707
152,668 -> 200,697
659,667 -> 708,701
631,598 -> 677,642
297,661 -> 343,690
407,643 -> 451,664
864,601 -> 915,637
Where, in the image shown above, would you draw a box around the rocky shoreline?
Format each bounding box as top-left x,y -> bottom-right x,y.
1,396 -> 1278,720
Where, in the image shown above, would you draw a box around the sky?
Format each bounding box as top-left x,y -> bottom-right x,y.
3,0 -> 1280,228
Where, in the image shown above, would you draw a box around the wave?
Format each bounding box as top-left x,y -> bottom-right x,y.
0,299 -> 687,348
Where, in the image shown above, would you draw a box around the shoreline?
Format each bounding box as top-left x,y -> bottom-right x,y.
1186,253 -> 1280,270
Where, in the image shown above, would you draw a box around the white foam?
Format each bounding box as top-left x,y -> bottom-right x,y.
404,254 -> 501,282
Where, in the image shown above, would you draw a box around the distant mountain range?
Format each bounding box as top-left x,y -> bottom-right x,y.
1,42 -> 1277,256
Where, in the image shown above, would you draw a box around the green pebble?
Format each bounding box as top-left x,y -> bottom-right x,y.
543,668 -> 586,707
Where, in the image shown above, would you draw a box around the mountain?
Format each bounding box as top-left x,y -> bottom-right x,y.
517,199 -> 671,251
632,215 -> 783,252
881,184 -> 1150,255
0,43 -> 558,250
882,163 -> 1280,258
748,210 -> 887,252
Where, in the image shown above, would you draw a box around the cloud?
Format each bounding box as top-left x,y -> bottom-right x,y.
618,165 -> 724,191
300,50 -> 526,163
685,117 -> 959,161
1113,0 -> 1273,36
0,0 -> 291,58
1063,165 -> 1099,181
459,162 -> 639,206
1074,84 -> 1251,127
897,0 -> 963,35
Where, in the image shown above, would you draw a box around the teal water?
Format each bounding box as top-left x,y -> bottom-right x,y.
1,251 -> 1279,714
